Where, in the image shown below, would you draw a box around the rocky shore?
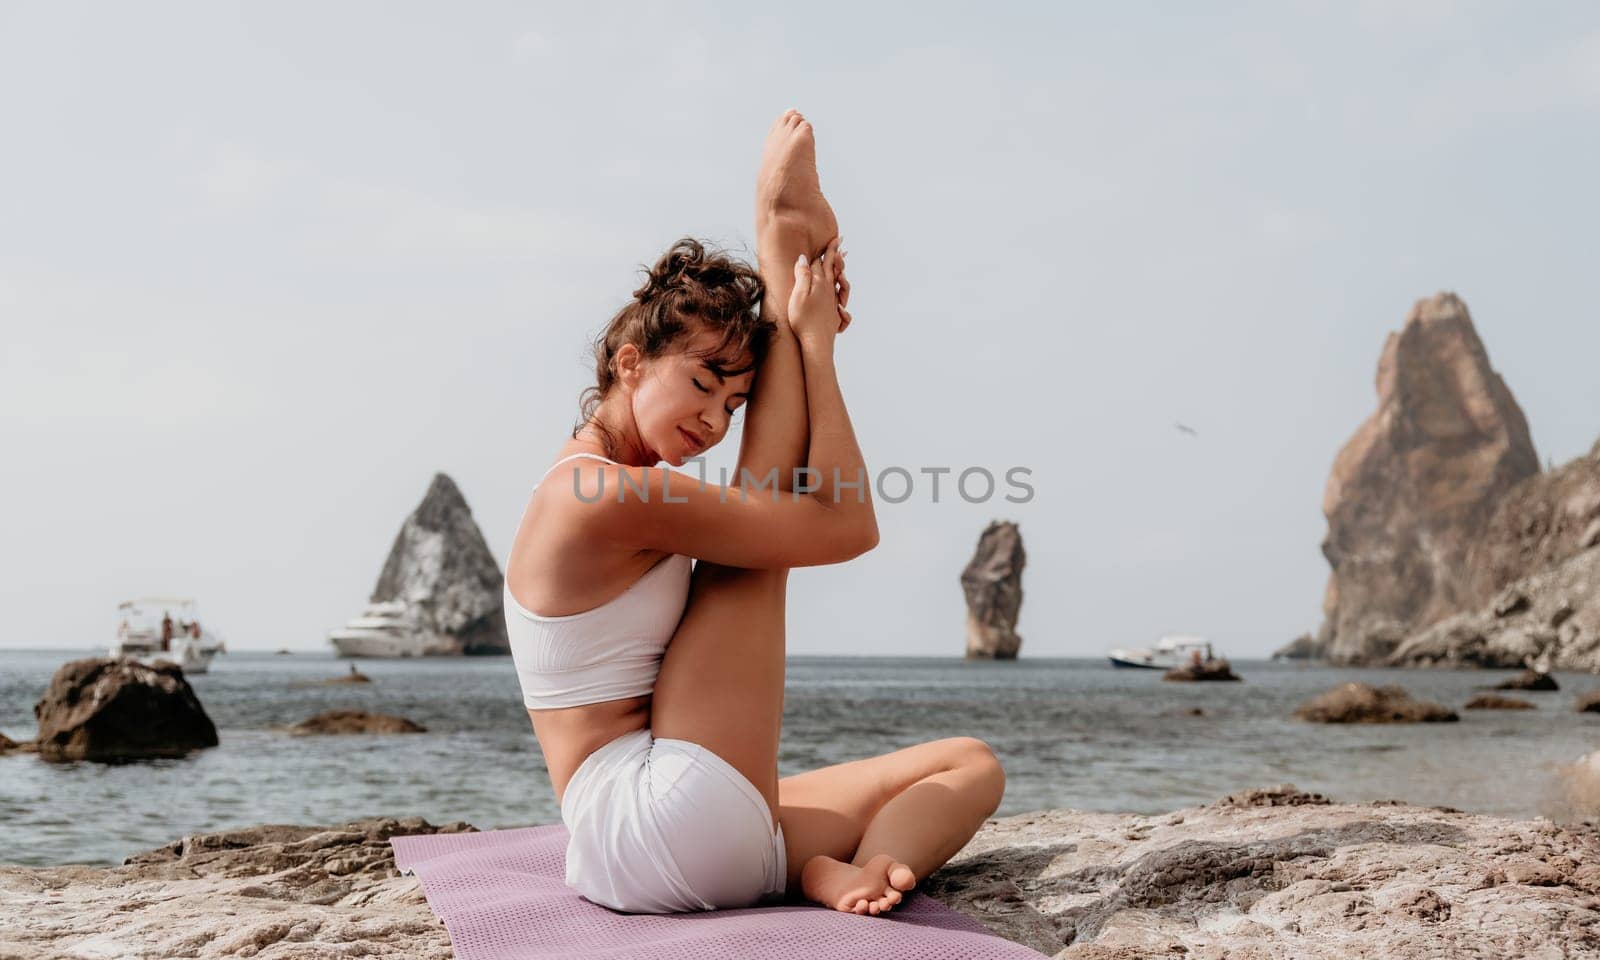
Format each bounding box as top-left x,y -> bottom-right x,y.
3,787 -> 1596,959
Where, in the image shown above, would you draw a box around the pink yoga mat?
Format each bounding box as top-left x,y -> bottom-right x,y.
391,824 -> 1048,960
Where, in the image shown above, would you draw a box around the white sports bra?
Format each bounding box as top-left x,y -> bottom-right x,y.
504,452 -> 693,710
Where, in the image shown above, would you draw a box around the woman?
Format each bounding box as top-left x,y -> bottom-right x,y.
504,111 -> 1005,916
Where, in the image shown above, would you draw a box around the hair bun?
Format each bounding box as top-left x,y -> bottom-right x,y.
637,238 -> 712,302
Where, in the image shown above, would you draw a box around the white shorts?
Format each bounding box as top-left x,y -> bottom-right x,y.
559,728 -> 788,913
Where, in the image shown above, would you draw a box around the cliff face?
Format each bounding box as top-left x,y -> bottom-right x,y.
1462,443 -> 1600,605
961,521 -> 1026,660
1313,293 -> 1538,664
372,474 -> 509,656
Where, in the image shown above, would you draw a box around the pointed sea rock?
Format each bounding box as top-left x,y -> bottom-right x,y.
1312,293 -> 1538,664
372,473 -> 509,655
961,521 -> 1025,660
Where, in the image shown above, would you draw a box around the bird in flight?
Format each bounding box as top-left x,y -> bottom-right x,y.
1174,422 -> 1198,437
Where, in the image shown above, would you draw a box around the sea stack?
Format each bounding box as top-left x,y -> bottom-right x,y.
961,521 -> 1025,660
371,473 -> 509,655
1307,293 -> 1538,664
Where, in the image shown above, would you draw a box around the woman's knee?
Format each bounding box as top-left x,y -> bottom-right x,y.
943,736 -> 1005,810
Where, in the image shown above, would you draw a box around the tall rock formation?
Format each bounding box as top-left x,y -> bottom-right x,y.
372,473 -> 509,656
1313,293 -> 1538,664
962,521 -> 1026,660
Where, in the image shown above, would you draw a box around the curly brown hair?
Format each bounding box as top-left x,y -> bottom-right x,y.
574,238 -> 773,451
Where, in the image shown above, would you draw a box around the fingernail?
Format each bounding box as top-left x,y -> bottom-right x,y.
797,254 -> 808,267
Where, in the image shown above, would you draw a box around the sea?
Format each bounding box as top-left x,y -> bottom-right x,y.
1,649 -> 1597,868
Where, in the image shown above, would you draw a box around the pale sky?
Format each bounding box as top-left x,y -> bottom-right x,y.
3,2 -> 1598,656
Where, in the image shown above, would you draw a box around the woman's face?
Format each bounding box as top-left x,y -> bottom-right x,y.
624,328 -> 755,467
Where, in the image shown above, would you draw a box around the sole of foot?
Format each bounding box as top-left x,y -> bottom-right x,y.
800,853 -> 917,916
755,108 -> 838,260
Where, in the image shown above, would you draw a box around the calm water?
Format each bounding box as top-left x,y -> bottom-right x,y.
2,649 -> 1597,867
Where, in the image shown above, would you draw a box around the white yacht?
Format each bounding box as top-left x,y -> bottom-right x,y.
328,600 -> 426,658
1108,634 -> 1216,670
112,597 -> 227,674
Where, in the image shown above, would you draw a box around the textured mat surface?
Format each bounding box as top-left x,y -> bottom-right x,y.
392,824 -> 1048,960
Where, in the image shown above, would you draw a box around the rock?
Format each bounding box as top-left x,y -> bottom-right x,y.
961,520 -> 1026,660
1492,587 -> 1530,618
274,648 -> 293,655
0,817 -> 470,959
1293,683 -> 1458,723
1272,632 -> 1321,660
1162,659 -> 1242,682
1464,442 -> 1600,604
1311,293 -> 1539,664
1464,694 -> 1535,710
8,794 -> 1600,959
1388,548 -> 1600,670
1577,690 -> 1600,714
1558,751 -> 1600,818
286,710 -> 426,735
31,658 -> 218,762
1490,669 -> 1559,692
370,473 -> 509,656
1583,518 -> 1600,550
918,787 -> 1600,957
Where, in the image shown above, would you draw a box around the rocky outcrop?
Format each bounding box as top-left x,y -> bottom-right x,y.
1162,659 -> 1241,682
0,817 -> 467,959
962,521 -> 1026,660
1294,683 -> 1458,723
287,710 -> 425,736
31,658 -> 218,762
1464,694 -> 1535,710
371,473 -> 509,656
1386,547 -> 1600,670
0,731 -> 17,753
6,792 -> 1598,959
1578,689 -> 1600,713
1492,669 -> 1560,691
1272,632 -> 1320,660
1312,293 -> 1539,664
1464,439 -> 1600,604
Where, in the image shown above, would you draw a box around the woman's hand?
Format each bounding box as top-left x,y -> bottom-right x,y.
788,237 -> 850,348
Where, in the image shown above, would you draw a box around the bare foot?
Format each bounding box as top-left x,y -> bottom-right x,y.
800,853 -> 917,916
755,109 -> 838,262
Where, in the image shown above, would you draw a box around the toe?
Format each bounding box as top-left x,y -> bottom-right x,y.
853,898 -> 869,915
889,863 -> 917,891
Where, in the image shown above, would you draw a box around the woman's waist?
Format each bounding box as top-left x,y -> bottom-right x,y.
531,696 -> 652,804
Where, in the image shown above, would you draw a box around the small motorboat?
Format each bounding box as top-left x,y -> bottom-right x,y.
112,597 -> 227,674
1108,634 -> 1216,670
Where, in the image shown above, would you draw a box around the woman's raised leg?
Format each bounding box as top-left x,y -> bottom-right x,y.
648,110 -> 837,819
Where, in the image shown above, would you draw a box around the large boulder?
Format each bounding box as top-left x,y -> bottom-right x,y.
32,658 -> 218,762
371,473 -> 509,655
1312,293 -> 1538,664
961,521 -> 1026,659
1294,683 -> 1458,723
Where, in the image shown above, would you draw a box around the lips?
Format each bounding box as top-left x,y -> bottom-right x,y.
678,427 -> 704,453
